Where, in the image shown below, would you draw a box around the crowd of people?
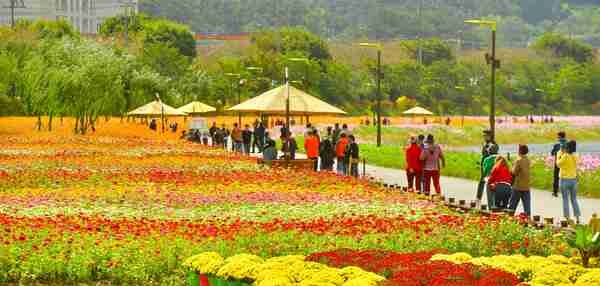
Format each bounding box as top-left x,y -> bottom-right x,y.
189,120 -> 362,177
178,117 -> 585,222
406,130 -> 583,222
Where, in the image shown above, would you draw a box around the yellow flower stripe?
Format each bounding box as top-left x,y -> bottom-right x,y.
431,253 -> 600,286
184,252 -> 386,286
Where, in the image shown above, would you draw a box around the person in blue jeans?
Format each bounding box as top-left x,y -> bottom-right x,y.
509,145 -> 532,216
557,140 -> 582,224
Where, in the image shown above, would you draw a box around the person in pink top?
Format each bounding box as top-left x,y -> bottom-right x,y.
419,134 -> 445,195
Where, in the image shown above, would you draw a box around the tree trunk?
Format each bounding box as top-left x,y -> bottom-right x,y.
47,114 -> 53,132
36,116 -> 42,131
74,115 -> 80,134
581,251 -> 590,268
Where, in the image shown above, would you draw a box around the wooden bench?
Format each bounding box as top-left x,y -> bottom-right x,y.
257,158 -> 315,171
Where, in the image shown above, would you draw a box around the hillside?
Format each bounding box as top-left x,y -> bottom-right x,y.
140,0 -> 600,46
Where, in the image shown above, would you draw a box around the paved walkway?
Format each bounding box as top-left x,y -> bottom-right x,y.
363,164 -> 600,222
248,149 -> 599,222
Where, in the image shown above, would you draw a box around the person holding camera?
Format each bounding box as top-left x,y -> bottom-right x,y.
419,134 -> 445,195
557,140 -> 582,224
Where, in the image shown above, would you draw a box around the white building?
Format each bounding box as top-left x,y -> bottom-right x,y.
0,0 -> 137,34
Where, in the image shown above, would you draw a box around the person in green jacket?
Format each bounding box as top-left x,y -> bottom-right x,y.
480,143 -> 499,208
476,130 -> 499,204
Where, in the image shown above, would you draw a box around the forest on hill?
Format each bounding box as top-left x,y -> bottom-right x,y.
140,0 -> 600,46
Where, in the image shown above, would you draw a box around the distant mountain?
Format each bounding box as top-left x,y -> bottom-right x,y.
140,0 -> 600,46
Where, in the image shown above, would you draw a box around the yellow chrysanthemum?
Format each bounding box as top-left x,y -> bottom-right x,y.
182,252 -> 224,275
575,269 -> 600,286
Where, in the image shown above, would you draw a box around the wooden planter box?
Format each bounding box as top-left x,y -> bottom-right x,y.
187,272 -> 251,286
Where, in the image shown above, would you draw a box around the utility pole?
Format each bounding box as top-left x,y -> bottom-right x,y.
417,0 -> 424,64
3,0 -> 26,29
119,0 -> 136,48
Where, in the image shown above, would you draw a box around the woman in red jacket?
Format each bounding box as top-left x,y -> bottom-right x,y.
487,156 -> 513,210
405,136 -> 423,192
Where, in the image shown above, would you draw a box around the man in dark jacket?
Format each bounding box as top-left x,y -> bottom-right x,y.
551,131 -> 567,197
476,130 -> 499,204
253,122 -> 266,153
345,135 -> 360,177
209,122 -> 218,146
242,125 -> 253,155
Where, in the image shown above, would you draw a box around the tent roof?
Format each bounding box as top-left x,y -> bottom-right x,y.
127,101 -> 186,117
227,85 -> 346,115
403,106 -> 434,115
177,101 -> 216,114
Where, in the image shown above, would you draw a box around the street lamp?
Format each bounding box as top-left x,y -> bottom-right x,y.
225,73 -> 243,125
358,42 -> 383,147
284,58 -> 310,131
465,19 -> 500,142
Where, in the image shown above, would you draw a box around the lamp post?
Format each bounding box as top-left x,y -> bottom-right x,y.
465,19 -> 499,141
285,58 -> 310,131
225,73 -> 243,125
358,43 -> 383,147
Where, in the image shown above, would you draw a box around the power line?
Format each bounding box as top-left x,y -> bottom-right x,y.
2,0 -> 26,29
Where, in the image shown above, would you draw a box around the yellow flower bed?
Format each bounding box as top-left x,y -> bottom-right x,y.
184,252 -> 386,286
431,253 -> 600,286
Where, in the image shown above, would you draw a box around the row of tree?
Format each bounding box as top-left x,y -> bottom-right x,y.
140,0 -> 600,47
1,16 -> 600,135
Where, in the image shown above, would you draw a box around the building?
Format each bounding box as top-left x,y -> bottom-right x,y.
0,0 -> 137,34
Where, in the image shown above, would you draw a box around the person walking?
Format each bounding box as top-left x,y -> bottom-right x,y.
221,125 -> 230,150
477,130 -> 499,204
509,145 -> 532,217
487,156 -> 513,210
405,136 -> 423,192
319,129 -> 335,171
345,135 -> 360,177
551,131 -> 567,197
231,123 -> 243,153
254,122 -> 266,153
417,134 -> 426,191
304,130 -> 321,171
242,125 -> 253,155
557,140 -> 582,224
420,135 -> 445,196
209,122 -> 218,146
336,133 -> 350,175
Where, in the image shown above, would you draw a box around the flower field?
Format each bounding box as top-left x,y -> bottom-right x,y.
0,130 -> 595,285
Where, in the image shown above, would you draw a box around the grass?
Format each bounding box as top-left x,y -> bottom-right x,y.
352,124 -> 600,147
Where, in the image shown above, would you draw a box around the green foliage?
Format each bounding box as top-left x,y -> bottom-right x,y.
100,13 -> 196,58
565,225 -> 600,267
252,27 -> 331,60
533,33 -> 594,63
400,38 -> 454,65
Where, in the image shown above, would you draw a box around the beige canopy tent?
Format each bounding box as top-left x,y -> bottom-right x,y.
227,85 -> 346,115
127,100 -> 186,117
177,101 -> 216,115
403,106 -> 434,116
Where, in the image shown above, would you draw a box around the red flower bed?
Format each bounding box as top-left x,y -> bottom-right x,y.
306,249 -> 519,286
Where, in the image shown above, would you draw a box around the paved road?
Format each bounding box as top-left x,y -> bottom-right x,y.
363,164 -> 600,223
249,149 -> 599,223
